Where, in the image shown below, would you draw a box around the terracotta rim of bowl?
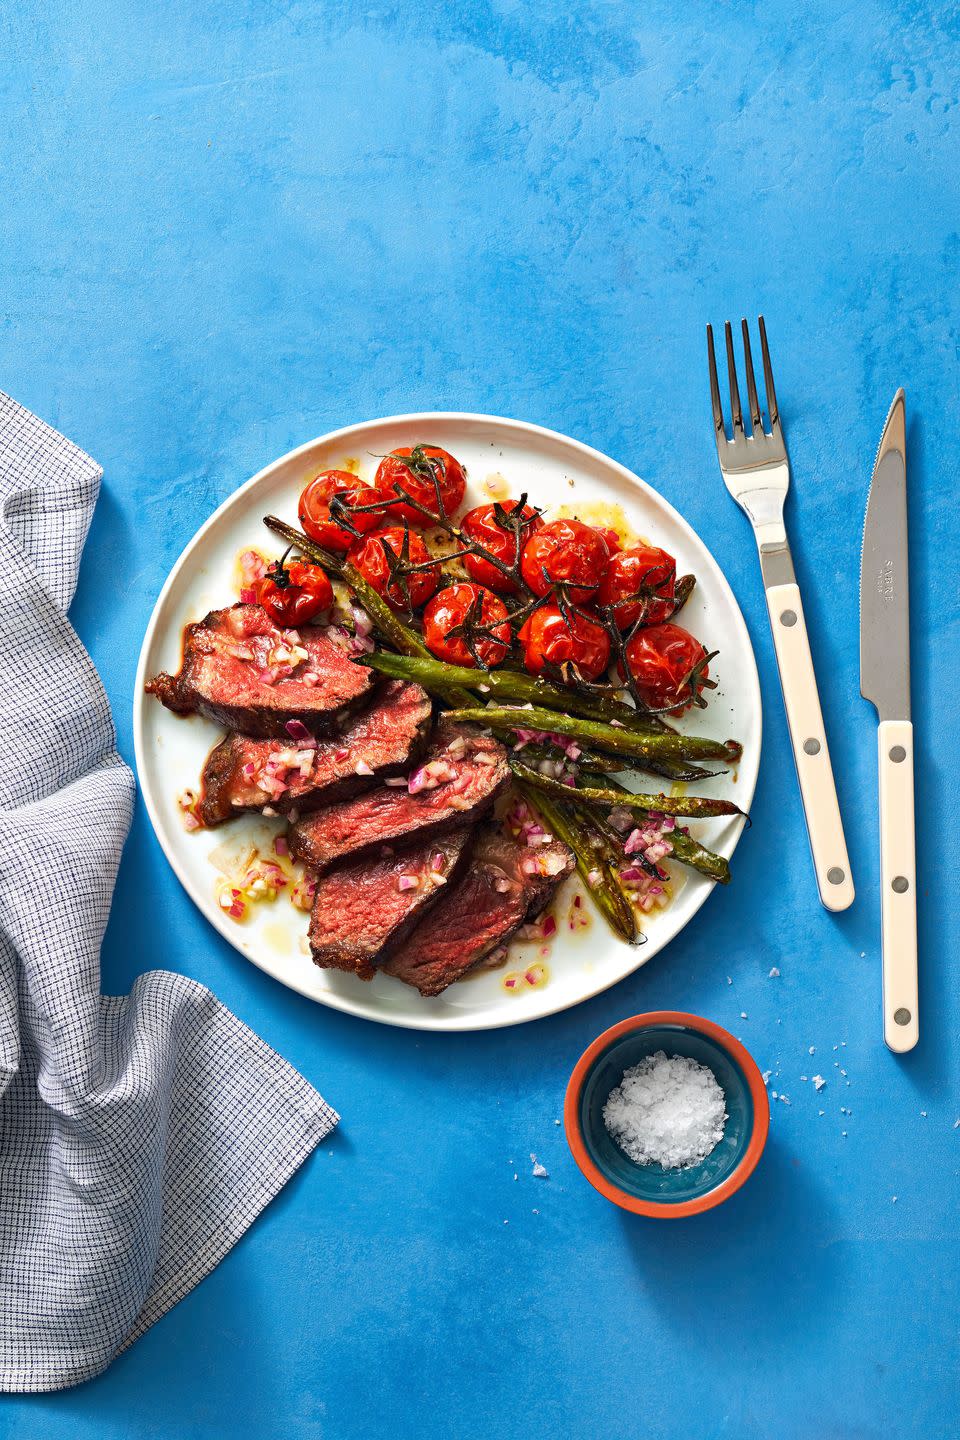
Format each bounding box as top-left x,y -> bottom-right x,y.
564,1010 -> 770,1218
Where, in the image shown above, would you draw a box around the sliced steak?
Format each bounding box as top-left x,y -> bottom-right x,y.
197,680 -> 432,826
146,603 -> 372,737
382,826 -> 574,996
308,827 -> 473,980
287,724 -> 509,872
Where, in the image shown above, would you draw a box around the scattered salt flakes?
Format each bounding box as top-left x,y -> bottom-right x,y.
921,1111 -> 927,1118
813,1075 -> 827,1091
818,1110 -> 825,1116
761,1070 -> 772,1085
801,1075 -> 808,1082
554,1119 -> 561,1126
740,1012 -> 748,1020
842,1131 -> 848,1138
841,1041 -> 846,1047
808,1046 -> 816,1055
530,1154 -> 549,1179
532,1208 -> 539,1215
954,1119 -> 960,1129
726,976 -> 732,985
778,1094 -> 791,1105
840,1068 -> 847,1077
513,1174 -> 518,1182
891,1196 -> 897,1203
840,1107 -> 848,1114
772,1090 -> 778,1099
833,1045 -> 838,1051
768,967 -> 780,978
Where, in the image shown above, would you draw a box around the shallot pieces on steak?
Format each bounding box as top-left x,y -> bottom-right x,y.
287,723 -> 510,872
146,603 -> 373,737
382,826 -> 574,996
197,680 -> 432,825
308,827 -> 472,980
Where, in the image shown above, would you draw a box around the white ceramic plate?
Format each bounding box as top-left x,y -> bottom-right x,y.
134,413 -> 761,1031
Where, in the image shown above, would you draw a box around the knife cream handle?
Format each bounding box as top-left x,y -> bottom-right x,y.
765,582 -> 854,912
878,720 -> 918,1052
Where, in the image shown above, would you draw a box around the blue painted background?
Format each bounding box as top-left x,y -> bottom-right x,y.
2,2 -> 959,1436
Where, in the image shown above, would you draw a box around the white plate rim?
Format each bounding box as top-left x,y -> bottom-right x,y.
133,411 -> 762,1031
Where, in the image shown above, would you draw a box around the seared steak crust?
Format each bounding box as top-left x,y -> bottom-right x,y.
308,827 -> 473,980
146,604 -> 373,737
197,680 -> 432,825
382,827 -> 574,996
287,724 -> 509,872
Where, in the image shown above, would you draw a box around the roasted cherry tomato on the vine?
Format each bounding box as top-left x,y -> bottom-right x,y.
461,500 -> 543,593
518,604 -> 611,682
598,543 -> 677,629
619,622 -> 712,714
299,470 -> 391,552
422,582 -> 512,668
348,526 -> 439,611
256,559 -> 333,626
520,518 -> 610,605
375,445 -> 467,524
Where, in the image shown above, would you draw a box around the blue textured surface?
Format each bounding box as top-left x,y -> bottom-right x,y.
2,3 -> 958,1436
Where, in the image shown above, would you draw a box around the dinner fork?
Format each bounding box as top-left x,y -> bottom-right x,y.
708,317 -> 854,911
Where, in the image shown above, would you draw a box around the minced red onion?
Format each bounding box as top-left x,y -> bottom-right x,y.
355,759 -> 374,776
397,874 -> 418,892
285,719 -> 315,744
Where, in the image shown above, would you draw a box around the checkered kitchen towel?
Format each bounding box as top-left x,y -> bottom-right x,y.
0,394 -> 338,1391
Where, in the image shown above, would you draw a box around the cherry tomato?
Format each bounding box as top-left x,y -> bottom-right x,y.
299,471 -> 391,552
375,445 -> 467,523
422,583 -> 511,668
520,518 -> 609,604
518,604 -> 611,682
348,527 -> 439,611
598,544 -> 677,629
620,622 -> 711,713
257,559 -> 333,626
461,501 -> 543,593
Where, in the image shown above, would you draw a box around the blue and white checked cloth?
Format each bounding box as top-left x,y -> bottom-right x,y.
0,394 -> 338,1391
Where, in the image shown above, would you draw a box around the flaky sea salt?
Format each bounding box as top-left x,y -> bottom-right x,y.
602,1051 -> 727,1169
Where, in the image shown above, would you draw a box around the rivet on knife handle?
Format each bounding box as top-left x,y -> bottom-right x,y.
765,581 -> 855,912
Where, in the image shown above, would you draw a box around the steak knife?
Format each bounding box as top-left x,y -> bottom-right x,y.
860,388 -> 917,1052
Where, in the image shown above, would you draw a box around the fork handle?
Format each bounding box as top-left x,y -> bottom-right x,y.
764,581 -> 854,912
877,720 -> 918,1052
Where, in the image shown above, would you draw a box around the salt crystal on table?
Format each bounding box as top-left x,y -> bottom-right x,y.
813,1075 -> 826,1091
530,1154 -> 548,1178
809,1046 -> 815,1055
768,967 -> 780,978
761,1070 -> 772,1085
740,1012 -> 748,1019
602,1052 -> 727,1170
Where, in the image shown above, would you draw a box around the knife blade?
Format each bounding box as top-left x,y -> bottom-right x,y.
860,388 -> 910,723
860,388 -> 917,1052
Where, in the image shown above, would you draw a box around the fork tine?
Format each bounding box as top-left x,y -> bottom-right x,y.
741,319 -> 763,434
758,315 -> 780,430
724,321 -> 744,436
706,324 -> 725,438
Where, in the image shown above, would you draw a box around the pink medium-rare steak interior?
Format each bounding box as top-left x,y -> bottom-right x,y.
287,724 -> 510,872
382,827 -> 574,996
197,680 -> 432,825
146,603 -> 373,737
308,827 -> 473,980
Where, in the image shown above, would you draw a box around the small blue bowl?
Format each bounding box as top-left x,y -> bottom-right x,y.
565,1012 -> 769,1218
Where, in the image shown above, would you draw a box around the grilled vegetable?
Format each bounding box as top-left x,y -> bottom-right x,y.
509,760 -> 744,821
516,782 -> 639,945
443,704 -> 741,768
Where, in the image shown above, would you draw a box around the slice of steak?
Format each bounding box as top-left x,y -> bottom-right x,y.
382,826 -> 574,997
287,724 -> 509,872
308,827 -> 473,980
197,680 -> 432,826
146,603 -> 372,737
